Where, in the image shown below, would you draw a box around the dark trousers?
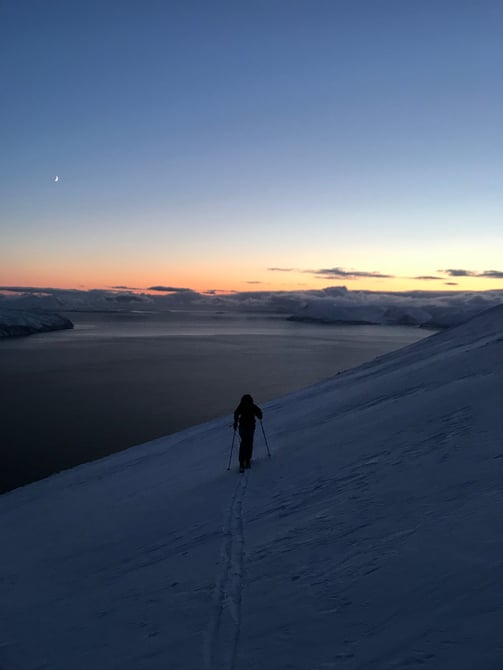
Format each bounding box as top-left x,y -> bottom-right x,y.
239,426 -> 255,466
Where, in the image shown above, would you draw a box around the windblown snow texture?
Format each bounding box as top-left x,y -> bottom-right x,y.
1,306 -> 502,669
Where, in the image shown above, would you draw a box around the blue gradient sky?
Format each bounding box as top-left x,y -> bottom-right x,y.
1,0 -> 502,291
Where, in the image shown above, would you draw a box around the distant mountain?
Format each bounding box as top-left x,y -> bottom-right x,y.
0,308 -> 73,337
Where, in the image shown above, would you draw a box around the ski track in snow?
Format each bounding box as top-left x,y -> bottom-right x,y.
204,471 -> 248,670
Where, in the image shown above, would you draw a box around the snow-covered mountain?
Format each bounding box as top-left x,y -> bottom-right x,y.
1,306 -> 502,669
0,308 -> 73,337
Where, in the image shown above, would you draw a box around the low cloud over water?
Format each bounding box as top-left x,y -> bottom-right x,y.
1,284 -> 503,329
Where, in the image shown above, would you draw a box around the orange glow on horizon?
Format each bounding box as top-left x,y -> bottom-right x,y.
1,265 -> 502,295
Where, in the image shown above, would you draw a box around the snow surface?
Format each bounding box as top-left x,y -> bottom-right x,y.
1,306 -> 502,669
0,308 -> 73,337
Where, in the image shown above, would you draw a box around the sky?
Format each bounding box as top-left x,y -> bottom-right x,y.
1,0 -> 503,293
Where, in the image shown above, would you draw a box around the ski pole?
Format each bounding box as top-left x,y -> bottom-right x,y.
227,429 -> 237,470
260,420 -> 271,458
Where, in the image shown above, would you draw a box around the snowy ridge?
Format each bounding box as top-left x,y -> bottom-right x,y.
1,306 -> 502,668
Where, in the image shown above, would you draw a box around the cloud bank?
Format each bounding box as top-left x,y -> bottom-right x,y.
267,266 -> 503,282
440,269 -> 503,279
1,285 -> 503,329
146,286 -> 196,293
311,268 -> 394,280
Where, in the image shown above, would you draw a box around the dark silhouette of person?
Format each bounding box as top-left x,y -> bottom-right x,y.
233,394 -> 263,471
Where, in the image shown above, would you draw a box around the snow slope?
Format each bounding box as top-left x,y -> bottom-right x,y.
1,306 -> 502,669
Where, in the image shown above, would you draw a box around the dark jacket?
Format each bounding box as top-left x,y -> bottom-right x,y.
234,394 -> 262,430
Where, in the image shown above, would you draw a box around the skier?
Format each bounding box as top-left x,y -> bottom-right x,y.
233,394 -> 263,472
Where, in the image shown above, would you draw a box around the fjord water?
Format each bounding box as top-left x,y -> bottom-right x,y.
0,311 -> 428,493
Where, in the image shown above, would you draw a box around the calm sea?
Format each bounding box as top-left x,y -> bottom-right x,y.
0,310 -> 429,493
